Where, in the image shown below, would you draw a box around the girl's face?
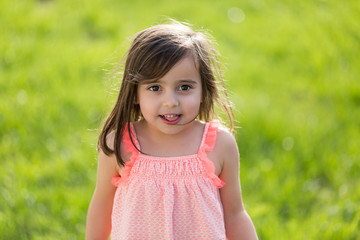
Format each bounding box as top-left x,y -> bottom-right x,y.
137,55 -> 202,135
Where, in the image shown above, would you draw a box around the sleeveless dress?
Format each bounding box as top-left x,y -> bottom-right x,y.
111,120 -> 226,240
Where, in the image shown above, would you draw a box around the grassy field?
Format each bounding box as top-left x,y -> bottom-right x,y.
1,0 -> 359,239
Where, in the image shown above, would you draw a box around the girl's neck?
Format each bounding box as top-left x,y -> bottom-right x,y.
133,120 -> 205,157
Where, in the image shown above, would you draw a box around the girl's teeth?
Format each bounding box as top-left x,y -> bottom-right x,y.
160,114 -> 181,124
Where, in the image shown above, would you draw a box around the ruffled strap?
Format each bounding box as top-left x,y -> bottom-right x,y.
112,123 -> 140,187
198,120 -> 225,188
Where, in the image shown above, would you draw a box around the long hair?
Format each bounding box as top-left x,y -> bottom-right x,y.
98,21 -> 234,166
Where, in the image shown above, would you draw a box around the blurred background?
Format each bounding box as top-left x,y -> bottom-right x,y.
1,0 -> 359,239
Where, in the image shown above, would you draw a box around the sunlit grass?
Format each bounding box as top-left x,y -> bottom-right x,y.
1,0 -> 359,239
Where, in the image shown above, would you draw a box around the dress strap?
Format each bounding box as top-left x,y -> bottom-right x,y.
112,123 -> 140,187
198,120 -> 225,188
122,123 -> 141,153
198,120 -> 221,153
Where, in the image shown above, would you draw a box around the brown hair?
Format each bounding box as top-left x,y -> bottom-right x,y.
98,21 -> 234,166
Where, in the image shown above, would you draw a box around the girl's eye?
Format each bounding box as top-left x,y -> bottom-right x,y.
178,85 -> 192,91
148,85 -> 161,92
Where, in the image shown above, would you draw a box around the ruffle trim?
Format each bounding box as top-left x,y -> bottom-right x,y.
112,124 -> 139,187
198,120 -> 225,188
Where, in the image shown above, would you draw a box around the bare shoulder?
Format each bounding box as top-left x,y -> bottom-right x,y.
104,130 -> 116,151
100,130 -> 128,174
215,127 -> 239,158
208,125 -> 240,176
98,130 -> 120,174
98,148 -> 118,172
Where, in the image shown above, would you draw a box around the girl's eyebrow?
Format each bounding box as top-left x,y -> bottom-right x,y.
140,78 -> 159,85
142,79 -> 199,85
177,79 -> 198,84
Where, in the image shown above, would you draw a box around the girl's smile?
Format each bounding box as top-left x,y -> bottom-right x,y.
159,114 -> 182,125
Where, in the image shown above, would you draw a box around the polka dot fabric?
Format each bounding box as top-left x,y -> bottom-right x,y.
111,121 -> 226,239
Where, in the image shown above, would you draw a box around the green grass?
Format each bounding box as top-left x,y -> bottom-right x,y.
1,0 -> 359,239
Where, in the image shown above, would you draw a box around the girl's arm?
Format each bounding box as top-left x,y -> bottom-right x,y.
217,130 -> 258,240
86,149 -> 119,240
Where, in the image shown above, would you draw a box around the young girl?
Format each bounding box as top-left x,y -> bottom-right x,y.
86,21 -> 258,240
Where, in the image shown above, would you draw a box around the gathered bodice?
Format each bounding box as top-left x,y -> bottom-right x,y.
110,120 -> 226,240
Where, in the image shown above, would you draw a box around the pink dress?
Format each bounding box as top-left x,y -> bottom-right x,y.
111,120 -> 226,240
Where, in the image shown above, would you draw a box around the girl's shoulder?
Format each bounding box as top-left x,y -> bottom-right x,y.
208,120 -> 234,141
104,129 -> 132,163
105,130 -> 116,151
205,120 -> 238,175
210,120 -> 238,157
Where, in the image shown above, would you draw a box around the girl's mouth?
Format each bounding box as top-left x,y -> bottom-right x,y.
160,114 -> 182,125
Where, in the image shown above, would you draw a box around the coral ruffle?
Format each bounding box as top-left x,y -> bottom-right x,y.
198,120 -> 225,188
112,124 -> 139,187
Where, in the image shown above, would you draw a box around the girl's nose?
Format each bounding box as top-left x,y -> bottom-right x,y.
162,91 -> 179,107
